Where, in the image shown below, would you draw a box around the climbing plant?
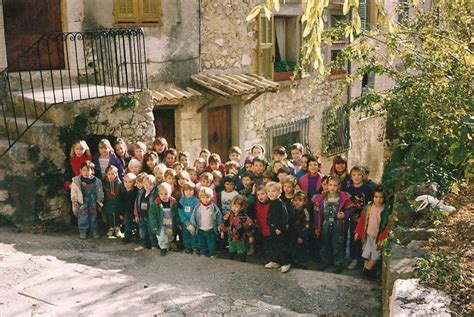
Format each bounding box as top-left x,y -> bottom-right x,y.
111,93 -> 138,112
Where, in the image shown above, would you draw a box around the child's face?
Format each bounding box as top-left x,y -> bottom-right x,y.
373,192 -> 385,207
278,173 -> 289,183
129,164 -> 141,175
173,165 -> 183,173
143,181 -> 154,193
154,143 -> 164,153
308,161 -> 320,174
134,148 -> 144,161
158,188 -> 171,202
74,144 -> 86,157
256,190 -> 268,203
242,177 -> 252,188
291,149 -> 302,161
80,166 -> 93,178
328,180 -> 339,194
165,154 -> 175,167
272,162 -> 283,174
266,187 -> 281,200
200,152 -> 210,161
189,171 -> 198,182
213,177 -> 221,186
209,162 -> 218,171
227,166 -> 238,175
146,158 -> 157,169
99,145 -> 109,157
177,177 -> 187,187
154,170 -> 164,181
231,203 -> 242,214
229,152 -> 240,162
165,175 -> 175,185
253,162 -> 265,175
321,179 -> 329,192
335,162 -> 346,174
200,177 -> 211,187
224,181 -> 235,192
136,180 -> 143,189
106,169 -> 118,182
195,162 -> 205,174
179,156 -> 190,168
184,188 -> 195,198
124,178 -> 135,191
273,153 -> 285,162
283,183 -> 294,195
244,162 -> 253,172
301,157 -> 308,171
292,197 -> 305,210
262,177 -> 271,185
351,171 -> 363,185
251,147 -> 263,157
115,144 -> 126,158
199,194 -> 212,205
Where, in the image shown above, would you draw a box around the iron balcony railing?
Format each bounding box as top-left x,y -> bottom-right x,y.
0,28 -> 148,157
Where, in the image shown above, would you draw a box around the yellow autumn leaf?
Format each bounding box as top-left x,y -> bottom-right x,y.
274,0 -> 280,12
246,5 -> 262,21
264,7 -> 272,20
343,0 -> 350,15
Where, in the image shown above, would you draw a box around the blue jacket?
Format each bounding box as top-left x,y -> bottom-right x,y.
133,187 -> 158,219
92,152 -> 125,180
178,196 -> 200,225
190,203 -> 223,234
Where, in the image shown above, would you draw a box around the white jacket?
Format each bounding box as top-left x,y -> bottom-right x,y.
71,176 -> 104,215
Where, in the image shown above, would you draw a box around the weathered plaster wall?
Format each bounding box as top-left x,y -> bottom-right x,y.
0,2 -> 7,69
83,0 -> 200,86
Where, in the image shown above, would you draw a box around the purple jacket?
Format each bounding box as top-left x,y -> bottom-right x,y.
298,172 -> 323,198
92,153 -> 125,180
311,191 -> 355,236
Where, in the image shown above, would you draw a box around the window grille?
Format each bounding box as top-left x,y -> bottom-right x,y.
322,105 -> 350,156
266,117 -> 312,155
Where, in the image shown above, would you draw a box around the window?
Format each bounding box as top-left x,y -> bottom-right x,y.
361,72 -> 375,95
114,0 -> 162,25
266,117 -> 312,155
322,105 -> 350,156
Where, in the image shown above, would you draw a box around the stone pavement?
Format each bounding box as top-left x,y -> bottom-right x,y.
0,228 -> 381,315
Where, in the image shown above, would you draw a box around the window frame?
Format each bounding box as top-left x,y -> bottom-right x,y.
114,0 -> 163,27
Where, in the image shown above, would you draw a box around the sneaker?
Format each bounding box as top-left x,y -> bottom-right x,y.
134,245 -> 145,251
107,228 -> 114,237
264,261 -> 280,269
280,264 -> 291,273
348,259 -> 358,270
79,232 -> 87,239
160,249 -> 168,256
115,227 -> 123,238
92,231 -> 99,239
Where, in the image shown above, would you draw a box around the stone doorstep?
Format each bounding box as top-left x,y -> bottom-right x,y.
389,279 -> 451,317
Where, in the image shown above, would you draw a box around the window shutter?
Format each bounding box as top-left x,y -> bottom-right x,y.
258,13 -> 274,80
359,0 -> 367,31
140,0 -> 162,23
115,0 -> 138,22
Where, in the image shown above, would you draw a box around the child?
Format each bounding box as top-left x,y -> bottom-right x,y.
330,155 -> 351,191
71,161 -> 104,239
142,151 -> 159,175
178,182 -> 200,253
270,146 -> 293,171
149,182 -> 177,256
152,137 -> 168,162
347,166 -> 374,270
64,140 -> 92,190
217,175 -> 239,252
262,170 -> 274,186
312,176 -> 356,273
296,153 -> 311,180
189,187 -> 224,258
164,168 -> 177,191
355,185 -> 392,279
228,146 -> 242,164
128,158 -> 142,175
178,151 -> 191,169
248,185 -> 270,259
153,163 -> 167,184
102,165 -> 123,237
250,144 -> 265,157
135,172 -> 148,190
291,191 -> 310,269
186,166 -> 198,183
196,172 -> 214,196
211,170 -> 223,193
133,141 -> 147,163
93,139 -> 125,180
298,155 -> 323,201
199,149 -> 211,162
239,156 -> 254,177
224,160 -> 240,177
264,182 -> 291,273
225,195 -> 254,262
277,166 -> 292,184
114,138 -> 132,170
290,143 -> 304,176
194,158 -> 207,176
207,153 -> 225,172
133,174 -> 159,251
252,156 -> 267,186
239,172 -> 254,201
172,162 -> 184,174
119,173 -> 138,243
272,161 -> 286,181
281,176 -> 297,221
163,148 -> 178,168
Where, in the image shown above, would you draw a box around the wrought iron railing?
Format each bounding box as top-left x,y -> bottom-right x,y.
0,28 -> 148,157
266,117 -> 313,155
322,104 -> 351,156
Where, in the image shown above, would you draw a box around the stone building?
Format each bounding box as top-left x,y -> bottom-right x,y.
0,0 -> 388,222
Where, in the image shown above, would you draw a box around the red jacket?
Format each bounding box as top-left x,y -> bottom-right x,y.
355,202 -> 392,244
255,200 -> 270,237
64,155 -> 92,189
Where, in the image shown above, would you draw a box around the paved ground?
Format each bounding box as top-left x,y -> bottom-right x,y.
0,227 -> 381,315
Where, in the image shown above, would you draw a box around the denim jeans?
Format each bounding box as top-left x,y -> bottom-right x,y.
138,217 -> 158,248
78,197 -> 97,234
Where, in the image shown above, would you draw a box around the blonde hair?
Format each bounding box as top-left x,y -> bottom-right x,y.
124,173 -> 137,182
158,182 -> 172,195
98,139 -> 114,154
265,181 -> 282,193
153,164 -> 167,174
128,158 -> 142,169
70,140 -> 91,158
200,172 -> 213,182
133,141 -> 147,151
199,186 -> 214,198
143,174 -> 156,186
282,175 -> 297,188
136,172 -> 148,183
164,168 -> 177,178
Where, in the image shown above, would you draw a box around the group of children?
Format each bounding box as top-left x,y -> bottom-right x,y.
65,137 -> 391,278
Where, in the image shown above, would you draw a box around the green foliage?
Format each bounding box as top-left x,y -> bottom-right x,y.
274,60 -> 297,72
58,113 -> 89,148
112,93 -> 138,112
35,158 -> 65,198
415,252 -> 461,287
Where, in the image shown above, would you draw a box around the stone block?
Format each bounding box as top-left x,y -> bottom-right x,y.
397,228 -> 437,246
0,190 -> 8,202
0,203 -> 15,216
390,279 -> 451,317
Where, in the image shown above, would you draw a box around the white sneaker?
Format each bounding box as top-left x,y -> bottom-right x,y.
107,228 -> 114,237
264,261 -> 280,269
280,264 -> 291,273
134,245 -> 145,251
348,259 -> 358,270
115,227 -> 124,238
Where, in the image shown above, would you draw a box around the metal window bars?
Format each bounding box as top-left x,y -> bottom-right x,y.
322,104 -> 351,156
266,117 -> 313,155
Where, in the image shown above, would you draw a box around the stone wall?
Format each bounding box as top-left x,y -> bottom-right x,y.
0,2 -> 7,69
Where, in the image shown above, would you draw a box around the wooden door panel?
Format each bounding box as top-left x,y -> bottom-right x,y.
207,106 -> 231,160
153,108 -> 175,148
4,0 -> 64,71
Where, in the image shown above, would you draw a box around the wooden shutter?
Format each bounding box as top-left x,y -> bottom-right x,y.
359,0 -> 367,31
258,13 -> 274,80
115,0 -> 138,23
139,0 -> 162,23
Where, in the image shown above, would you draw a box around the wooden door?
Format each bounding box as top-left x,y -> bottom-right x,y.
3,0 -> 64,71
153,108 -> 176,148
207,105 -> 231,160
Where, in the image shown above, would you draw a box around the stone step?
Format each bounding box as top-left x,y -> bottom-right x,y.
0,115 -> 56,146
7,70 -> 81,92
